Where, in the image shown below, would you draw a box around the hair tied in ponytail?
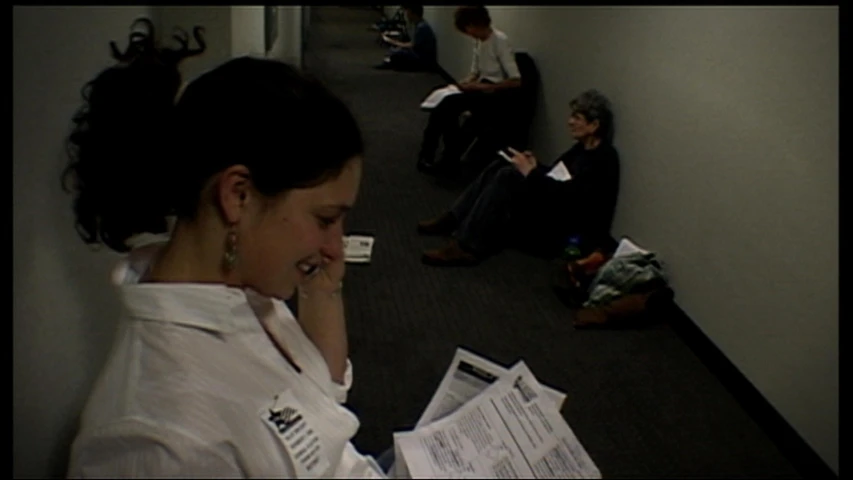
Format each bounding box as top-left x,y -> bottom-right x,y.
62,17 -> 207,253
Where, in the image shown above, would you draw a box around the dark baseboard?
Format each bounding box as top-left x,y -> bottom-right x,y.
665,303 -> 837,479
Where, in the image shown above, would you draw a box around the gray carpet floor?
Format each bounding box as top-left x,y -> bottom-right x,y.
303,7 -> 800,478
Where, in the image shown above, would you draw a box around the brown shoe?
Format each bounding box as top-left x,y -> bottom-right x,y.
573,289 -> 672,329
422,240 -> 480,266
417,212 -> 458,236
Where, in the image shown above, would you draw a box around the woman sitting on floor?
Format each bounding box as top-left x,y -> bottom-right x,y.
417,89 -> 621,267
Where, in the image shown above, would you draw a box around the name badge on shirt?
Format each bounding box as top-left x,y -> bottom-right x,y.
261,389 -> 331,477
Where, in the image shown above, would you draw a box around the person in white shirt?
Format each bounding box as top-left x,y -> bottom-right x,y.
418,6 -> 523,174
62,18 -> 386,479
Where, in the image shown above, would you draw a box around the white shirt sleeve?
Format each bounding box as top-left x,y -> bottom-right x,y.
69,420 -> 249,479
469,41 -> 480,78
495,34 -> 521,79
334,443 -> 388,478
329,358 -> 354,404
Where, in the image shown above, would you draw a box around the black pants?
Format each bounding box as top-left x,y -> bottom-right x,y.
450,159 -> 573,258
449,160 -> 527,255
419,85 -> 506,164
387,48 -> 433,72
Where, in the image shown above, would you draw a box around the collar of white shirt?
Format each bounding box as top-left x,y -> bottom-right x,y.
111,241 -> 258,335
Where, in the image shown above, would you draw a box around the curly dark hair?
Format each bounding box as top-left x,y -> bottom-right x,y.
453,6 -> 491,32
62,17 -> 364,253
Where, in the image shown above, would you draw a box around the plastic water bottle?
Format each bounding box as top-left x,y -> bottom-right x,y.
563,235 -> 583,260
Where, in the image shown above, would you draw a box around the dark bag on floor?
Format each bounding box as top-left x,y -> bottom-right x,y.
551,249 -> 675,328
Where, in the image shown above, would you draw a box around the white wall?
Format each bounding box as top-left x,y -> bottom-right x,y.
231,6 -> 265,58
268,6 -> 304,67
303,5 -> 311,54
424,5 -> 838,473
154,6 -> 233,82
423,8 -> 470,80
384,5 -> 399,19
13,7 -> 151,477
156,6 -> 302,71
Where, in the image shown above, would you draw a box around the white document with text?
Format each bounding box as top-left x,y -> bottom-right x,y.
416,348 -> 566,429
394,361 -> 601,479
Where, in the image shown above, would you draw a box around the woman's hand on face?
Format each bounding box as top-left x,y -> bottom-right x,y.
299,243 -> 346,295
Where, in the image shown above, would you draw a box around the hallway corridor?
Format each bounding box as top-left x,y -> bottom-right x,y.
301,7 -> 799,478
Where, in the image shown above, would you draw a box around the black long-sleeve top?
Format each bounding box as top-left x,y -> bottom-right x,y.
520,141 -> 621,252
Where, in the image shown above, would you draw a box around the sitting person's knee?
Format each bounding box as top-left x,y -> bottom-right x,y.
494,163 -> 520,179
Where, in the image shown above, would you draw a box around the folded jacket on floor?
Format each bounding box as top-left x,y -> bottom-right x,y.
584,251 -> 668,308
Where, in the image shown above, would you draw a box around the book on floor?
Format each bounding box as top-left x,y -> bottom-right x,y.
344,235 -> 375,264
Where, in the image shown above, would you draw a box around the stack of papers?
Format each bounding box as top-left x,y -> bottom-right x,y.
391,348 -> 601,479
420,85 -> 462,110
344,235 -> 375,264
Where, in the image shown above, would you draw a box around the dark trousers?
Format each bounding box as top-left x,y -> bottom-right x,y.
387,48 -> 433,71
419,86 -> 503,164
450,160 -> 528,255
450,160 -> 573,258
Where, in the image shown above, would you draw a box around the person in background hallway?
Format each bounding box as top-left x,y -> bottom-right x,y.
418,89 -> 620,267
63,19 -> 390,478
375,5 -> 437,72
417,5 -> 522,173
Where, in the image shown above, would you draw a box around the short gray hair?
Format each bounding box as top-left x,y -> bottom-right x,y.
569,89 -> 614,143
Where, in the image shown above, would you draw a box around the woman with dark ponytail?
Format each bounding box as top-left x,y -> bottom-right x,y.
64,18 -> 382,478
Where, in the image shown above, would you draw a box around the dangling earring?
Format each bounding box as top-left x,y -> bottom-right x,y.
223,225 -> 239,273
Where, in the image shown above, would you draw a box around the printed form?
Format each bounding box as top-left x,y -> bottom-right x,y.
393,350 -> 600,479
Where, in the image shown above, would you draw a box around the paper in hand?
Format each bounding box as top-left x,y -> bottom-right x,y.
546,161 -> 572,182
416,347 -> 567,429
420,85 -> 462,110
395,360 -> 601,479
498,150 -> 514,163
